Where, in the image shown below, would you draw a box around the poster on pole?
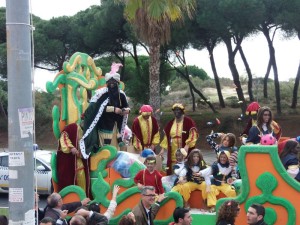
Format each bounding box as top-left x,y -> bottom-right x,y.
9,152 -> 25,167
18,107 -> 34,138
9,188 -> 23,202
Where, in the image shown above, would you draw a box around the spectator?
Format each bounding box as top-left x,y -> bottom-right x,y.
44,192 -> 90,224
75,185 -> 120,224
160,103 -> 199,175
279,140 -> 300,181
131,105 -> 160,152
70,215 -> 87,225
118,212 -> 136,225
40,217 -> 56,225
168,207 -> 192,225
247,204 -> 268,225
132,186 -> 166,225
134,156 -> 164,195
216,200 -> 240,225
0,215 -> 8,225
35,192 -> 45,224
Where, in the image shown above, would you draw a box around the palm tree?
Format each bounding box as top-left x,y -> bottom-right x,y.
114,0 -> 196,114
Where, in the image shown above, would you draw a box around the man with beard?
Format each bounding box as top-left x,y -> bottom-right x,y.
132,105 -> 160,153
80,63 -> 130,159
160,103 -> 199,175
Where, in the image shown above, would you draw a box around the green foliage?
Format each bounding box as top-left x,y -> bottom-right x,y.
225,96 -> 240,108
0,8 -> 5,44
123,55 -> 175,104
175,65 -> 210,80
34,90 -> 55,127
0,80 -> 7,116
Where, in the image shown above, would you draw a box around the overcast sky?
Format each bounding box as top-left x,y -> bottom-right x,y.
1,0 -> 300,90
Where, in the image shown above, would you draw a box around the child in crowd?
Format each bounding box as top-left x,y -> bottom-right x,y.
279,140 -> 300,182
206,132 -> 239,178
204,151 -> 236,209
172,149 -> 212,208
134,155 -> 164,195
172,148 -> 188,186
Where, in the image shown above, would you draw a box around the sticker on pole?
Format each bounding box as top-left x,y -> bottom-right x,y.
18,107 -> 34,138
9,152 -> 25,167
9,188 -> 23,202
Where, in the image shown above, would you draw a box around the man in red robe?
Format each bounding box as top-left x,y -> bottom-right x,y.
132,105 -> 160,153
160,103 -> 198,175
57,122 -> 90,196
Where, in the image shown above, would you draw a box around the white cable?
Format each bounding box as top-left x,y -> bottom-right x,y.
28,1 -> 39,224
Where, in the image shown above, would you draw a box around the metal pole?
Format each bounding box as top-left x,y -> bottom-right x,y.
6,0 -> 35,224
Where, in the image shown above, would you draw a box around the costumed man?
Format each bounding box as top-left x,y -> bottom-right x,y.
160,103 -> 199,175
80,63 -> 130,159
132,105 -> 160,153
57,119 -> 90,196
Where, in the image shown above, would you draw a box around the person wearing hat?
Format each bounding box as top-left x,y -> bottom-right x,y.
132,105 -> 160,152
172,148 -> 188,187
241,101 -> 261,137
57,120 -> 90,196
80,62 -> 130,159
205,150 -> 236,209
160,103 -> 199,175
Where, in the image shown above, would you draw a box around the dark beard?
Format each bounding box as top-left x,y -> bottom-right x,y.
108,85 -> 120,107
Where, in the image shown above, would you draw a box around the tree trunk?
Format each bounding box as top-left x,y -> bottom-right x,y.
0,100 -> 7,119
262,25 -> 281,114
238,46 -> 254,102
207,47 -> 225,108
181,52 -> 196,111
291,61 -> 300,108
149,42 -> 161,118
166,57 -> 217,113
189,84 -> 196,111
223,38 -> 246,113
263,59 -> 271,98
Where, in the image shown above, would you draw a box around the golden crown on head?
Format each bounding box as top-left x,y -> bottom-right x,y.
172,103 -> 185,112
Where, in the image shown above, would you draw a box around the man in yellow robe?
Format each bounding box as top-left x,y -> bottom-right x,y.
132,105 -> 160,153
160,103 -> 199,175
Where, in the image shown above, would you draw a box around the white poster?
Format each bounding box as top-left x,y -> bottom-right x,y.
18,107 -> 34,138
9,152 -> 25,167
24,209 -> 35,225
9,170 -> 18,179
9,188 -> 23,202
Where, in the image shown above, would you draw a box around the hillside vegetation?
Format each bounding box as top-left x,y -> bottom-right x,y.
1,77 -> 299,150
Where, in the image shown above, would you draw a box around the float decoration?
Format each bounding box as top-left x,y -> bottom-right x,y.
216,145 -> 300,225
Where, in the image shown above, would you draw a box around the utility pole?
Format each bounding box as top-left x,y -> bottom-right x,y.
6,0 -> 35,224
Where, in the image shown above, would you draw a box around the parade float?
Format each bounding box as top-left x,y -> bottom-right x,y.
46,52 -> 300,225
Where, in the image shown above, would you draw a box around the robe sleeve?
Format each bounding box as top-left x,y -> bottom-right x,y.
152,131 -> 160,145
160,134 -> 168,149
59,131 -> 74,153
185,128 -> 198,148
200,167 -> 212,186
